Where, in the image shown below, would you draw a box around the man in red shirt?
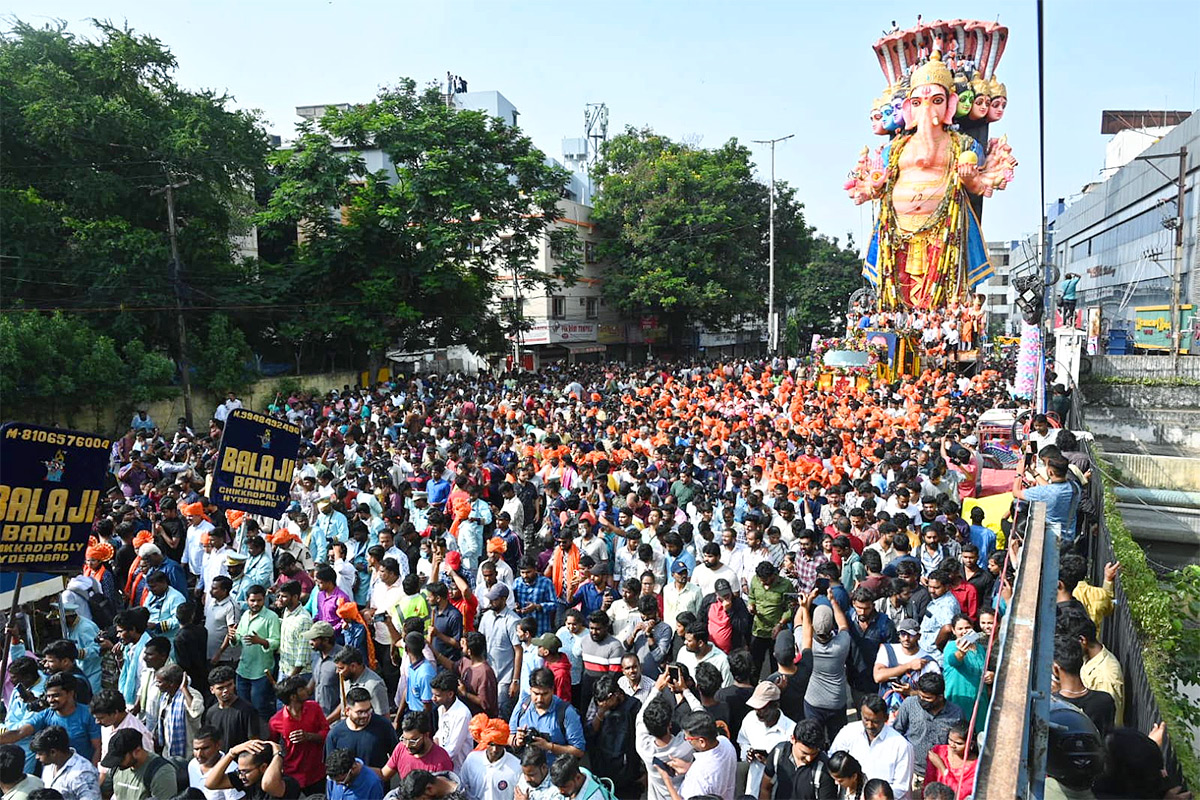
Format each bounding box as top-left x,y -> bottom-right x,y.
699,579 -> 751,653
381,710 -> 454,783
942,556 -> 979,623
532,633 -> 573,702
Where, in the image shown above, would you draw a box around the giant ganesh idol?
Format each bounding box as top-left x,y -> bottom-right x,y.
846,19 -> 1016,310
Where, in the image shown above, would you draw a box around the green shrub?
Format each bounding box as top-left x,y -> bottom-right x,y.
1097,451 -> 1200,787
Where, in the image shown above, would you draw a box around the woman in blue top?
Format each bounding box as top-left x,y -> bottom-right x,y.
942,615 -> 992,733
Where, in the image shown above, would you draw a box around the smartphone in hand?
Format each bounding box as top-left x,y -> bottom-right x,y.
652,756 -> 676,777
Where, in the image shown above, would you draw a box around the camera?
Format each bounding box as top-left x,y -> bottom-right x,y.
16,685 -> 48,713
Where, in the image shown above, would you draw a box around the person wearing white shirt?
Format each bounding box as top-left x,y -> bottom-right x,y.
431,673 -> 474,772
691,543 -> 740,598
663,563 -> 703,629
617,654 -> 657,707
213,393 -> 242,424
736,681 -> 798,798
460,734 -> 521,800
675,623 -> 733,689
499,493 -> 525,539
656,711 -> 736,800
476,555 -> 514,591
606,581 -> 642,639
829,695 -> 915,800
738,530 -> 772,593
330,542 -> 357,599
634,684 -> 694,800
32,729 -> 101,800
182,517 -> 215,579
718,530 -> 748,587
514,750 -> 562,800
199,541 -> 230,610
615,535 -> 646,584
1028,414 -> 1061,452
91,689 -> 155,784
188,729 -> 243,800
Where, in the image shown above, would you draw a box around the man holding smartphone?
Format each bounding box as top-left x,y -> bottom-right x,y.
737,681 -> 799,798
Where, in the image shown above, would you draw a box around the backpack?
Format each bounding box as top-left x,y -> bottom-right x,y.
143,755 -> 189,796
768,741 -> 826,799
877,642 -> 911,715
85,586 -> 116,629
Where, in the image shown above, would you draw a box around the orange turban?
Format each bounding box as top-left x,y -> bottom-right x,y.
181,501 -> 205,517
133,530 -> 155,550
86,539 -> 114,562
469,713 -> 490,749
200,532 -> 213,546
225,510 -> 247,530
335,599 -> 377,670
479,719 -> 511,747
267,529 -> 300,547
486,537 -> 507,555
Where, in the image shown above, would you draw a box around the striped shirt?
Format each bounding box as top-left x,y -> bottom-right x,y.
581,633 -> 626,675
279,604 -> 315,675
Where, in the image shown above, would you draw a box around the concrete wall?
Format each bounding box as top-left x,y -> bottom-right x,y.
1085,406 -> 1200,450
1090,354 -> 1200,380
57,370 -> 362,437
1106,452 -> 1200,491
1084,383 -> 1200,409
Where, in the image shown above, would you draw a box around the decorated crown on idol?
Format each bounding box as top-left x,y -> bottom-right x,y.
868,19 -> 1009,137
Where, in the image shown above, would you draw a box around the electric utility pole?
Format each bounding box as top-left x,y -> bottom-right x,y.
1135,145 -> 1188,366
152,177 -> 194,427
753,134 -> 794,355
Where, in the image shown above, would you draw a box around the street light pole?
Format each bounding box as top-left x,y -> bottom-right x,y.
753,134 -> 794,355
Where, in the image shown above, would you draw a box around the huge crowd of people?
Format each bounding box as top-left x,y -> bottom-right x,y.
0,356 -> 1186,800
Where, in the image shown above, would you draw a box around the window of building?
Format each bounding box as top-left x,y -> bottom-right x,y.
585,297 -> 599,319
551,296 -> 566,319
584,241 -> 596,264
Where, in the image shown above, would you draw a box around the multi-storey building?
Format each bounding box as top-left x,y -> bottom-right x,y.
1051,110 -> 1197,349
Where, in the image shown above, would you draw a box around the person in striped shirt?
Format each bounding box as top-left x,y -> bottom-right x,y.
579,611 -> 624,714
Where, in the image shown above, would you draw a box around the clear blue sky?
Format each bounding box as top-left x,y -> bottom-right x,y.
7,0 -> 1199,250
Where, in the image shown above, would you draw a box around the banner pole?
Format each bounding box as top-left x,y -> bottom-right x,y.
0,573 -> 25,691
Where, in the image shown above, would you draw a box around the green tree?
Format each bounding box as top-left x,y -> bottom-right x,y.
0,19 -> 271,354
0,311 -> 174,426
191,314 -> 254,394
255,81 -> 580,368
787,233 -> 864,343
590,128 -> 811,342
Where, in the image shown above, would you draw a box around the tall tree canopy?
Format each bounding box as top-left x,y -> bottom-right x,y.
590,128 -> 812,339
0,19 -> 272,353
789,233 -> 865,340
256,80 -> 580,365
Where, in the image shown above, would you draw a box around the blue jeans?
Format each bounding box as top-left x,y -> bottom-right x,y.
237,674 -> 274,721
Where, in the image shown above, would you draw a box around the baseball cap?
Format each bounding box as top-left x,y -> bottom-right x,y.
486,584 -> 510,604
897,618 -> 920,635
305,621 -> 336,640
745,681 -> 782,709
671,561 -> 690,575
813,605 -> 837,637
101,728 -> 145,769
531,633 -> 562,651
714,578 -> 733,598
